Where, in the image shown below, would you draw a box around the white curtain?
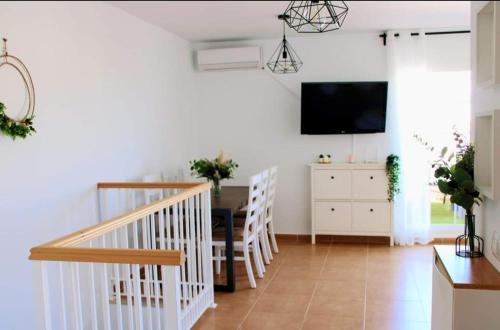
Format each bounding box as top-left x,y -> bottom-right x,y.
386,31 -> 432,245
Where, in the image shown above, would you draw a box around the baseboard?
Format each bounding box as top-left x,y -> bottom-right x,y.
431,237 -> 456,244
275,234 -> 310,242
276,234 -> 456,246
275,234 -> 389,245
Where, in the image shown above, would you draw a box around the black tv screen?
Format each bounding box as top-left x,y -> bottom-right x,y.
301,82 -> 388,134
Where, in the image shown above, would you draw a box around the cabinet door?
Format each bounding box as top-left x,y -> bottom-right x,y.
313,170 -> 351,199
454,289 -> 500,330
351,202 -> 390,233
431,255 -> 453,330
315,202 -> 351,232
352,170 -> 388,200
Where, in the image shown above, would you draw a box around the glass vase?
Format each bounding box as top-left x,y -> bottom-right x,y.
212,179 -> 221,198
455,214 -> 484,258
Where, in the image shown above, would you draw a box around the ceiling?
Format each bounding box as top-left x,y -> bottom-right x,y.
109,1 -> 470,42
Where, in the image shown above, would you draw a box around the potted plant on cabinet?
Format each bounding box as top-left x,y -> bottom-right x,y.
432,131 -> 484,257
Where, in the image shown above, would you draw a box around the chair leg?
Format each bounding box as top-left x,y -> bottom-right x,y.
215,246 -> 222,275
252,240 -> 264,278
263,225 -> 273,261
268,221 -> 279,253
259,230 -> 271,265
243,244 -> 257,288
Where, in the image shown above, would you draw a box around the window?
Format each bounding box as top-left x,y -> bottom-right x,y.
415,70 -> 471,233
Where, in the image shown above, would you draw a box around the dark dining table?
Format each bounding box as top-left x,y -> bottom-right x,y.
211,186 -> 248,292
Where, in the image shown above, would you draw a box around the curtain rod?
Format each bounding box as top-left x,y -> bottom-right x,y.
379,30 -> 470,46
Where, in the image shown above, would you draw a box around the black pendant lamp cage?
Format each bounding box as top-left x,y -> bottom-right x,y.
267,14 -> 303,74
284,1 -> 348,33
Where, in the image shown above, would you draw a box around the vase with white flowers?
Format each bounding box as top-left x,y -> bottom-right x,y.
189,151 -> 238,197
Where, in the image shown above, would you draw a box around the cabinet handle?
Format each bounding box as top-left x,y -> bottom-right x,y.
370,176 -> 374,180
331,208 -> 335,212
330,176 -> 335,179
370,208 -> 374,212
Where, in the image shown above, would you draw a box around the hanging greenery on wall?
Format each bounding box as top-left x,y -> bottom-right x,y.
0,38 -> 36,140
386,154 -> 400,202
0,102 -> 35,139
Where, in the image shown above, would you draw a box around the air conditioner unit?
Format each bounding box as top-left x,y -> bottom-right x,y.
197,46 -> 263,71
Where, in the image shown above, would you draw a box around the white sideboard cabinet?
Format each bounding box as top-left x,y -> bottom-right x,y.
309,163 -> 393,245
432,246 -> 500,330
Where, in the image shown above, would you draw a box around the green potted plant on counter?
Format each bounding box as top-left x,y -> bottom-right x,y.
433,131 -> 483,257
190,151 -> 238,198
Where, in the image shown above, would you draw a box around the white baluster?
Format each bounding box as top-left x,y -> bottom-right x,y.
162,266 -> 182,330
185,198 -> 193,308
188,196 -> 197,300
71,263 -> 83,330
173,203 -> 180,250
112,230 -> 124,330
166,205 -> 172,250
141,216 -> 153,328
203,190 -> 215,306
96,188 -> 103,223
100,236 -> 111,330
130,222 -> 143,330
33,261 -> 52,330
144,220 -> 152,329
178,201 -> 187,309
121,227 -> 134,328
195,194 -> 203,293
88,242 -> 98,330
58,262 -> 68,330
132,264 -> 144,330
150,210 -> 161,329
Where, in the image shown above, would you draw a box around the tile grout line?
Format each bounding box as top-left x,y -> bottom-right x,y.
236,247 -> 289,329
363,243 -> 369,330
412,249 -> 432,325
298,242 -> 331,330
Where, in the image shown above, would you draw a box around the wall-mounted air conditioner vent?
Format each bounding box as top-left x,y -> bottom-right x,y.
197,46 -> 263,71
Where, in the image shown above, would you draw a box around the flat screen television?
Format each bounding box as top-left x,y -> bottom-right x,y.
301,81 -> 388,134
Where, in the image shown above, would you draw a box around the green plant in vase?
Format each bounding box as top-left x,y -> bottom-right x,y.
189,151 -> 238,197
423,130 -> 484,257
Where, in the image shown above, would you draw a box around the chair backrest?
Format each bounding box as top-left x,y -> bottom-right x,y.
244,173 -> 262,241
259,169 -> 270,227
142,173 -> 164,204
265,166 -> 278,222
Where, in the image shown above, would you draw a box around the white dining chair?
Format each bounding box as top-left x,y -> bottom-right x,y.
232,168 -> 276,264
264,166 -> 279,254
142,173 -> 164,204
212,173 -> 265,288
258,169 -> 272,265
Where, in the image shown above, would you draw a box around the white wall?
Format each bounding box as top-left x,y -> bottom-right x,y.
0,2 -> 197,329
193,32 -> 470,235
471,1 -> 500,271
193,33 -> 388,234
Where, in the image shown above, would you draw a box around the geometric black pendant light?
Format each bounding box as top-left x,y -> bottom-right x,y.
283,1 -> 348,33
267,14 -> 303,74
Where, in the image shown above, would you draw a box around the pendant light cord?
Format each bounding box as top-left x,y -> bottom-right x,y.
282,18 -> 286,41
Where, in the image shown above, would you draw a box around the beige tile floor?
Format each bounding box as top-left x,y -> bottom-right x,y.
194,240 -> 433,330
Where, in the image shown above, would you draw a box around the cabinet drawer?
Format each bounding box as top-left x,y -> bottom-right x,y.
352,202 -> 390,232
352,170 -> 388,200
315,202 -> 351,232
313,170 -> 351,199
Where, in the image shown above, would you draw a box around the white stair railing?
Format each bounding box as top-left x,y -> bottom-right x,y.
30,182 -> 214,330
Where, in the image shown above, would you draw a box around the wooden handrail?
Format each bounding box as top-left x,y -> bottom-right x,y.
29,182 -> 210,265
30,247 -> 185,265
97,182 -> 206,189
41,182 -> 211,248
